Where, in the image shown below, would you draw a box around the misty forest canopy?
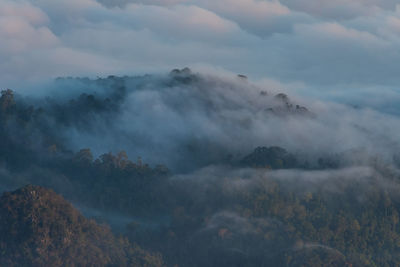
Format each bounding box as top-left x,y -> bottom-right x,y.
1,68 -> 400,266
0,185 -> 163,267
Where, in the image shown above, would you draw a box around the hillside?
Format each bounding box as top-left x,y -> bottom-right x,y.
0,71 -> 400,266
0,185 -> 163,267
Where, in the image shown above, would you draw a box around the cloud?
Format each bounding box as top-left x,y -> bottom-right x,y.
280,0 -> 399,19
97,0 -> 186,8
190,0 -> 310,36
0,1 -> 58,52
0,1 -> 49,25
1,0 -> 400,102
121,4 -> 241,40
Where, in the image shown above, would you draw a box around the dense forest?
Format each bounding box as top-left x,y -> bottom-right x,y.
1,69 -> 400,266
0,185 -> 163,267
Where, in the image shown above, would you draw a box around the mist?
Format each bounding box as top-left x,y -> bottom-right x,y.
2,68 -> 400,266
5,68 -> 399,173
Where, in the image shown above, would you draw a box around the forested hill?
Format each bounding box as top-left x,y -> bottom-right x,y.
0,185 -> 164,267
1,69 -> 400,266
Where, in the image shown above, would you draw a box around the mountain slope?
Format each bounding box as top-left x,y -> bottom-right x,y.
0,185 -> 163,267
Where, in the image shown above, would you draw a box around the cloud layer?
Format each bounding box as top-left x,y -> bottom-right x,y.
2,0 -> 400,98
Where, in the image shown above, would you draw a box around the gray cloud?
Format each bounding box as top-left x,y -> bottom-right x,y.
1,0 -> 400,93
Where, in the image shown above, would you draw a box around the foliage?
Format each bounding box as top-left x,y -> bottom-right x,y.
0,185 -> 164,267
1,80 -> 400,266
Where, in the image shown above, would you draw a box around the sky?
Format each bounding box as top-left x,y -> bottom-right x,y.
1,0 -> 400,106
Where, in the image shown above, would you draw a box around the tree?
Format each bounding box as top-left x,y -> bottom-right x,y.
0,89 -> 15,113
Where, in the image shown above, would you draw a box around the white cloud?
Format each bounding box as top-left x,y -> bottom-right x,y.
98,0 -> 186,7
122,4 -> 241,40
279,0 -> 398,19
1,0 -> 400,98
190,0 -> 311,36
0,1 -> 49,25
